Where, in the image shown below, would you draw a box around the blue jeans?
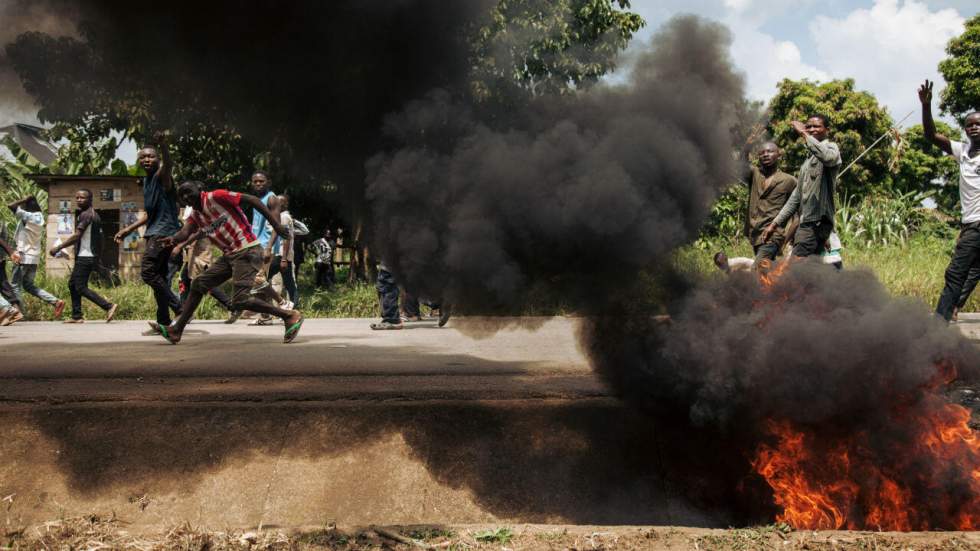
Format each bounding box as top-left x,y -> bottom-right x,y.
11,263 -> 59,305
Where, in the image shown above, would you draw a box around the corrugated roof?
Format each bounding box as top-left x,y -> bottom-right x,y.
0,123 -> 59,165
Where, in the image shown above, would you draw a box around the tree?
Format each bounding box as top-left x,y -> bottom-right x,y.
939,14 -> 980,121
766,79 -> 895,199
469,0 -> 644,100
893,122 -> 961,215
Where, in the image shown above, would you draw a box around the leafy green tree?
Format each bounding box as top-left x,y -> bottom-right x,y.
470,0 -> 644,100
766,78 -> 895,199
939,14 -> 980,121
893,122 -> 961,214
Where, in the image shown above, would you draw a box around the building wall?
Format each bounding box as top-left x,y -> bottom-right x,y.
45,179 -> 145,280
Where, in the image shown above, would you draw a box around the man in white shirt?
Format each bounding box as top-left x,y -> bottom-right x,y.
919,80 -> 980,321
6,196 -> 65,320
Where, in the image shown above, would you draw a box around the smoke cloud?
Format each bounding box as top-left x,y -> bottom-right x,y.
367,16 -> 745,317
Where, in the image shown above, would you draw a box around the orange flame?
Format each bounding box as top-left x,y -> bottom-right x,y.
752,397 -> 980,531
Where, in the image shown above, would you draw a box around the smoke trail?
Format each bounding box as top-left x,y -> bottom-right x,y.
367,15 -> 746,317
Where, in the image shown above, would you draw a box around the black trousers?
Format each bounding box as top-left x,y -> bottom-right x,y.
141,236 -> 182,325
376,269 -> 400,323
402,292 -> 440,318
314,261 -> 335,288
753,242 -> 780,264
937,223 -> 980,320
268,256 -> 298,304
957,264 -> 980,309
793,218 -> 833,258
69,257 -> 112,320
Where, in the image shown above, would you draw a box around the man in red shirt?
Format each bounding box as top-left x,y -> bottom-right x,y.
155,181 -> 304,343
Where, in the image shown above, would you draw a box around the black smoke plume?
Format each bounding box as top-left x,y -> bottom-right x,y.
367,16 -> 745,316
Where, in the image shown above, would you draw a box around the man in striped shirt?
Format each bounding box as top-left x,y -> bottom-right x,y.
155,181 -> 304,344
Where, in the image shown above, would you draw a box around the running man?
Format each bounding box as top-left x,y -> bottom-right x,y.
49,189 -> 118,323
0,227 -> 22,325
154,181 -> 303,344
7,196 -> 65,319
247,171 -> 290,325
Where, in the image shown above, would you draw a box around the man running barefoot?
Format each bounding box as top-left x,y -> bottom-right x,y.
154,181 -> 303,344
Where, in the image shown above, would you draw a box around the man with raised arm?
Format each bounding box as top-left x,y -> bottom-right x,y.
918,79 -> 980,321
115,136 -> 182,330
762,114 -> 842,258
154,181 -> 303,344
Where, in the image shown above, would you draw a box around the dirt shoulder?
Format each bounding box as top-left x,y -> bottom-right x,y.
5,519 -> 978,550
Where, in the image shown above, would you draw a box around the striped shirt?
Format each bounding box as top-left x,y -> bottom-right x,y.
188,190 -> 258,254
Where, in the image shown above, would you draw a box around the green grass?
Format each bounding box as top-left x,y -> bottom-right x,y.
684,234 -> 974,311
10,265 -> 382,321
7,235 -> 975,321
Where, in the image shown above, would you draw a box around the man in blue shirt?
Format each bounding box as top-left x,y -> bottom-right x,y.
247,170 -> 289,325
115,136 -> 182,331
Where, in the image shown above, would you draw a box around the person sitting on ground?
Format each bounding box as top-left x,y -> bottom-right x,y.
154,181 -> 303,344
49,189 -> 119,323
713,251 -> 754,274
6,196 -> 65,322
919,79 -> 980,322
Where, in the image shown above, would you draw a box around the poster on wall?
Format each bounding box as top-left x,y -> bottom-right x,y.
56,213 -> 74,235
121,211 -> 141,252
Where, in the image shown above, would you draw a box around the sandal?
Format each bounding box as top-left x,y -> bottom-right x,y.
283,315 -> 304,343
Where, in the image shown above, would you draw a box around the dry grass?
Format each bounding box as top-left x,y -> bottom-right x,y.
3,518 -> 979,551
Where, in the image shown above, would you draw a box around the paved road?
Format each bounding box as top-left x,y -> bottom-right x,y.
0,317 -> 603,403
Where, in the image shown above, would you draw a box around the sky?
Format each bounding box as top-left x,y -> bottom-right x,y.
622,0 -> 977,125
1,0 -> 976,163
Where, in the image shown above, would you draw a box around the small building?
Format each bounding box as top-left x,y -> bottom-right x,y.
31,174 -> 146,280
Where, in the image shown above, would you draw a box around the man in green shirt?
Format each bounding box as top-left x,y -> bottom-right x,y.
762,115 -> 842,257
745,142 -> 797,265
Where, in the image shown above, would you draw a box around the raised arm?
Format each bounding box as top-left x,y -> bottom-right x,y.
803,134 -> 841,166
156,131 -> 175,192
919,80 -> 953,155
6,196 -> 29,215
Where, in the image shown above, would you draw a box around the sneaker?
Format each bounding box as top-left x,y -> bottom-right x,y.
105,303 -> 119,323
53,299 -> 66,319
400,314 -> 423,323
370,321 -> 403,330
224,310 -> 242,324
239,310 -> 256,320
142,321 -> 163,336
63,318 -> 85,324
280,300 -> 295,311
438,304 -> 452,328
249,316 -> 275,326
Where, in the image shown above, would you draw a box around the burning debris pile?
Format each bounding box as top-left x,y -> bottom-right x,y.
587,262 -> 980,531
367,11 -> 980,531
